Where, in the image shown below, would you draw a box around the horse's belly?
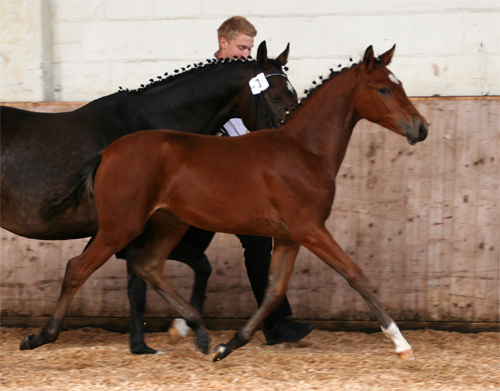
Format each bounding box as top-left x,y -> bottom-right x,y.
0,190 -> 98,240
166,196 -> 289,239
1,148 -> 99,240
0,212 -> 98,240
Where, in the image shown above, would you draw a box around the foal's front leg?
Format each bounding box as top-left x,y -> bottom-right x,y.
212,238 -> 300,362
300,226 -> 414,360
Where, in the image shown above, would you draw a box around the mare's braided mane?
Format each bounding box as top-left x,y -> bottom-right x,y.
117,57 -> 287,95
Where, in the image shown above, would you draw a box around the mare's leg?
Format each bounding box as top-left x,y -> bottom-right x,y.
124,246 -> 159,354
238,234 -> 314,344
299,226 -> 414,360
130,212 -> 210,354
119,224 -> 213,352
237,234 -> 292,323
114,221 -> 158,354
166,227 -> 215,343
88,237 -> 155,355
212,238 -> 300,362
85,238 -> 155,355
122,243 -> 212,353
20,235 -> 123,350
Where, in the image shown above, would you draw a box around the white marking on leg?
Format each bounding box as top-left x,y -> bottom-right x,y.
172,318 -> 191,338
382,322 -> 412,353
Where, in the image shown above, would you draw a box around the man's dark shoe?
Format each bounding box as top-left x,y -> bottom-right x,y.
263,320 -> 314,345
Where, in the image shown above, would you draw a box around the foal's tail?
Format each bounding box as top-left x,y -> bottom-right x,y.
40,153 -> 103,221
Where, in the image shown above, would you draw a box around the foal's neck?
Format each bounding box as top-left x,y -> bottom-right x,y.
286,66 -> 361,177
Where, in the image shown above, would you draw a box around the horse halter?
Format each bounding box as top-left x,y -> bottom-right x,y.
253,72 -> 290,130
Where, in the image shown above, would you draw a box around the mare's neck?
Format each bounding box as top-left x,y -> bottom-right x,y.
85,61 -> 254,137
286,67 -> 360,178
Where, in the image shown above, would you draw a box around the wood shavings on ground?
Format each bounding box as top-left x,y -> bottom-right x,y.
1,327 -> 498,390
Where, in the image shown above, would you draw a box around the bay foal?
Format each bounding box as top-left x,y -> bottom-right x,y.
33,45 -> 427,361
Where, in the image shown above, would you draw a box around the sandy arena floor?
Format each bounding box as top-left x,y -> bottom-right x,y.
1,327 -> 498,390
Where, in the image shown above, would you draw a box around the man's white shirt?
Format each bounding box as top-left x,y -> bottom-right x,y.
221,118 -> 249,137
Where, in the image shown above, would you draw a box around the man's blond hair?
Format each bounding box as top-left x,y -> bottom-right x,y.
217,16 -> 257,42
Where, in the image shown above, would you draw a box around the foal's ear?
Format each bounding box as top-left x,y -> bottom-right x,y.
379,44 -> 396,66
362,45 -> 375,72
257,41 -> 269,67
275,43 -> 290,66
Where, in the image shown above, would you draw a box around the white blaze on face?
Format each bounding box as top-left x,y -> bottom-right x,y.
388,73 -> 400,85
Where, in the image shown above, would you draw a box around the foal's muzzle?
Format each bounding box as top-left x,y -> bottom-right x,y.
403,118 -> 428,145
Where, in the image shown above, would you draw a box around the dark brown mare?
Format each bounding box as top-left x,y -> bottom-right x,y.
31,45 -> 428,361
1,42 -> 297,354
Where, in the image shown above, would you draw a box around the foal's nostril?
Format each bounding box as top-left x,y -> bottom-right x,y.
419,123 -> 428,141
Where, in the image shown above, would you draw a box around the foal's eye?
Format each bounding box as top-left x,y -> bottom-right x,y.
270,95 -> 283,102
379,87 -> 391,96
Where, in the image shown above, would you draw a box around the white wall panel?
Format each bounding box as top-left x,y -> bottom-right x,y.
1,1 -> 499,102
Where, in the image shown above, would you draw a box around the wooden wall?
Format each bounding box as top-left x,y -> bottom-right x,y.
1,98 -> 498,324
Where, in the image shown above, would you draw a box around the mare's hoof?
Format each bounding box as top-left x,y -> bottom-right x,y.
397,349 -> 415,360
20,335 -> 35,350
196,340 -> 209,355
131,344 -> 162,355
212,344 -> 231,362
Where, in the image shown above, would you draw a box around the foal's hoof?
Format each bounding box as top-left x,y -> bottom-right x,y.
212,344 -> 231,362
20,335 -> 35,350
397,349 -> 415,360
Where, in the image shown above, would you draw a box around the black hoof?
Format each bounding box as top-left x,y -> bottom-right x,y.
20,335 -> 35,350
212,344 -> 232,362
196,340 -> 209,354
131,344 -> 160,355
263,320 -> 315,345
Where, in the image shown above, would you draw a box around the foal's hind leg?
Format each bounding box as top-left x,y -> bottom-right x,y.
212,238 -> 300,362
130,212 -> 210,354
20,236 -> 121,350
299,226 -> 414,360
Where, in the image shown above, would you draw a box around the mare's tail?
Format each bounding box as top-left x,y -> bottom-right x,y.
40,153 -> 103,221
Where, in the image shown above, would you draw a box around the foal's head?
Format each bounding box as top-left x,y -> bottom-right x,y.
354,45 -> 428,145
237,42 -> 298,130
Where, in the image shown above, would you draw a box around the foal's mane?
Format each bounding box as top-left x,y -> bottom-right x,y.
116,57 -> 287,95
282,53 -> 387,123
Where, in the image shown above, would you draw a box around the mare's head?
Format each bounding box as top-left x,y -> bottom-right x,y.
354,45 -> 428,145
236,41 -> 298,131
